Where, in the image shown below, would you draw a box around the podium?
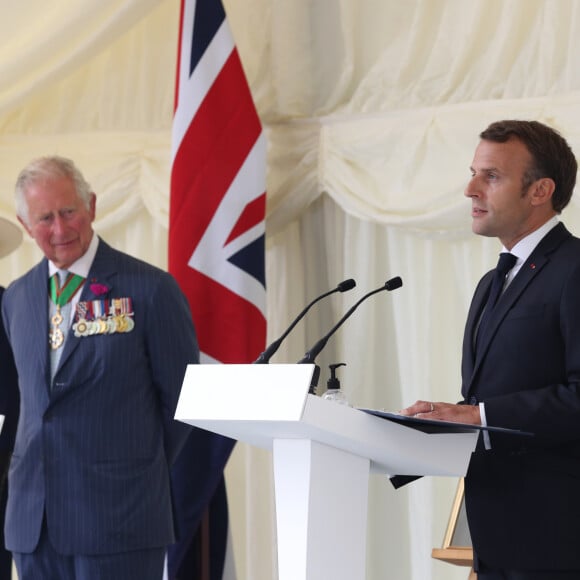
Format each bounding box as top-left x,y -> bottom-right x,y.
175,364 -> 480,580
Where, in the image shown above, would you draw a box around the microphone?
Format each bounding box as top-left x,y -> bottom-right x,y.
253,278 -> 356,364
297,276 -> 403,364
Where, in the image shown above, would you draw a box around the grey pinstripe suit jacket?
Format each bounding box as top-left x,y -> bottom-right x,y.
1,239 -> 198,555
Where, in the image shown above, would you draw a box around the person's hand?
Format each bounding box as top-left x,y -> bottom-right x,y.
399,400 -> 481,425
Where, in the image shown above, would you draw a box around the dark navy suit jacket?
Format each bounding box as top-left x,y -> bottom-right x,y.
0,287 -> 18,575
0,287 -> 18,456
461,222 -> 580,570
1,239 -> 198,555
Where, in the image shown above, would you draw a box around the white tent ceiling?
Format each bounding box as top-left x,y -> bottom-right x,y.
2,2 -> 580,579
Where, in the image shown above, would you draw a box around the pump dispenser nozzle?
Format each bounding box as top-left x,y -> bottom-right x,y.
327,363 -> 346,390
322,363 -> 350,406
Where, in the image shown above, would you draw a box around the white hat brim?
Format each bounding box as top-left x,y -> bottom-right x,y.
0,217 -> 23,259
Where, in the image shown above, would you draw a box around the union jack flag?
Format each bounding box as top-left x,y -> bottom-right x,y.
169,0 -> 266,363
167,0 -> 267,577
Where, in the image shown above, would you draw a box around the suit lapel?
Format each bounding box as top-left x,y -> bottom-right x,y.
28,261 -> 52,389
53,240 -> 118,379
473,255 -> 547,362
465,223 -> 570,395
464,273 -> 492,363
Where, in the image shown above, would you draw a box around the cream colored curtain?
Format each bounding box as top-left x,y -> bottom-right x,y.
2,1 -> 580,579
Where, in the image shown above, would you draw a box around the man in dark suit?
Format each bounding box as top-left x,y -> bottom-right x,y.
401,120 -> 580,579
0,216 -> 22,579
1,156 -> 199,580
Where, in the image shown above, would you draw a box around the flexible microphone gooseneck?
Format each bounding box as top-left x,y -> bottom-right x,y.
297,276 -> 403,365
253,278 -> 356,364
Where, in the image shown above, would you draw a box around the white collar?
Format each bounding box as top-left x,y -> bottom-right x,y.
503,215 -> 559,265
48,233 -> 99,279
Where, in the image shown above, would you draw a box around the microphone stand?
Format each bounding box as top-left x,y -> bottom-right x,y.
253,279 -> 355,364
298,277 -> 403,394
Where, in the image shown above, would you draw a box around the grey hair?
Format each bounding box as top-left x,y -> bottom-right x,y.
15,156 -> 93,225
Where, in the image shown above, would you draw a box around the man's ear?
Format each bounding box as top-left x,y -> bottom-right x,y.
530,177 -> 555,207
17,215 -> 33,237
89,192 -> 97,221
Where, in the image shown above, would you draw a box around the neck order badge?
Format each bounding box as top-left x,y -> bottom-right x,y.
49,272 -> 85,350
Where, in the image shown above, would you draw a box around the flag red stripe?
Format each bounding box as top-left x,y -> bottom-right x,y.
225,192 -> 265,244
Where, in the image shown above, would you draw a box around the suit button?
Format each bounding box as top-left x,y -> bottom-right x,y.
468,396 -> 478,405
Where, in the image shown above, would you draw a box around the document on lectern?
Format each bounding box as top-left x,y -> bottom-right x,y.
358,409 -> 533,489
359,408 -> 534,437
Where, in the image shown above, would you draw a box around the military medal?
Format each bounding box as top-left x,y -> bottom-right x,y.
73,294 -> 135,337
72,318 -> 89,337
93,299 -> 109,334
111,297 -> 135,333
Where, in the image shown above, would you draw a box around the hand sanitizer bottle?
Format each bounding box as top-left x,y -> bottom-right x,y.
321,363 -> 350,406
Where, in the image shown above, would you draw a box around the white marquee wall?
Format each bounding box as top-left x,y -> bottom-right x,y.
2,2 -> 580,578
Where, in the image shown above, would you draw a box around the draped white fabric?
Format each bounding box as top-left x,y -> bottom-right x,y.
2,1 -> 580,579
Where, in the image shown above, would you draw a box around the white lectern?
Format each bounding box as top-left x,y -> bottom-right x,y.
175,364 -> 479,580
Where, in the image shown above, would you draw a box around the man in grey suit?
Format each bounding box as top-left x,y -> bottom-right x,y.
1,156 -> 199,579
402,120 -> 580,578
